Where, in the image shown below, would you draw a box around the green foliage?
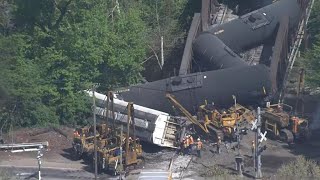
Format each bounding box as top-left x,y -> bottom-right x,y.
303,42 -> 320,87
0,0 -> 151,129
0,34 -> 58,127
277,156 -> 320,179
308,0 -> 320,44
302,0 -> 320,87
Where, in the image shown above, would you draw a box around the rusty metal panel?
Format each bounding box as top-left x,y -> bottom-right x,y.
179,13 -> 201,75
270,16 -> 289,94
201,0 -> 210,31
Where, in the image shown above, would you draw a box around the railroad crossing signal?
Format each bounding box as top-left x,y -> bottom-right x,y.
251,119 -> 258,130
259,131 -> 267,143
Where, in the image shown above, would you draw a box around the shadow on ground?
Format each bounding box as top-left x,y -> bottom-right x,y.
60,148 -> 95,173
283,130 -> 320,162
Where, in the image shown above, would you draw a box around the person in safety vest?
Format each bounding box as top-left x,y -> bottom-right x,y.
184,135 -> 190,155
217,136 -> 222,154
183,137 -> 188,155
252,140 -> 255,158
188,135 -> 194,154
196,138 -> 203,158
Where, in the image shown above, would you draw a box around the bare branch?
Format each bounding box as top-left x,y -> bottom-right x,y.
140,55 -> 155,64
148,45 -> 162,69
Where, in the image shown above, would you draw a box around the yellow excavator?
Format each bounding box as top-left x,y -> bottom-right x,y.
166,93 -> 255,141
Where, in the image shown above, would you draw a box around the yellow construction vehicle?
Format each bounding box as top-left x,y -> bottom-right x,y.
72,126 -> 98,160
261,103 -> 310,143
198,103 -> 238,140
229,104 -> 256,123
97,102 -> 143,174
72,123 -> 112,160
166,93 -> 254,141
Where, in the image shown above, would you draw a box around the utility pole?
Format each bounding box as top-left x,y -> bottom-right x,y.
235,121 -> 243,177
256,107 -> 262,179
37,145 -> 43,180
252,107 -> 267,179
119,125 -> 123,180
92,86 -> 98,180
161,36 -> 164,69
105,91 -> 110,128
233,95 -> 243,177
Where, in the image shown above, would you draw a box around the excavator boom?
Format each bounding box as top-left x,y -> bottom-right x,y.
166,93 -> 209,133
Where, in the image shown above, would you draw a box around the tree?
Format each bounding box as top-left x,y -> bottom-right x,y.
302,42 -> 320,88
302,0 -> 320,88
139,0 -> 191,80
0,0 -> 149,127
307,0 -> 320,44
0,34 -> 59,127
0,0 -> 196,128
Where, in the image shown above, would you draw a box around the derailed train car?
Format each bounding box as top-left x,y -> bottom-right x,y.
117,0 -> 305,114
85,90 -> 183,148
193,0 -> 301,70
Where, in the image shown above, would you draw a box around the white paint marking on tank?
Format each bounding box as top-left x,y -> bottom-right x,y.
204,76 -> 207,79
203,48 -> 207,54
214,29 -> 224,35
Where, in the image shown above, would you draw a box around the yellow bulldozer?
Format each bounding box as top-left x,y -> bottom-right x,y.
261,103 -> 310,143
166,93 -> 255,141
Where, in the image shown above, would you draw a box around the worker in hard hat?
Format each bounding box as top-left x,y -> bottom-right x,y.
196,138 -> 203,158
217,136 -> 222,154
73,130 -> 80,137
183,137 -> 188,155
188,135 -> 194,154
128,137 -> 133,150
185,135 -> 190,155
252,140 -> 255,158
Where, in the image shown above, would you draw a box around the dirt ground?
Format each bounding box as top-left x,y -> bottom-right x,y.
0,127 -> 83,167
0,127 -> 320,179
128,130 -> 320,179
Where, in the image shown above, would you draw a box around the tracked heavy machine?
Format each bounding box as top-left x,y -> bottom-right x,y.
72,123 -> 111,159
166,93 -> 255,141
96,102 -> 143,174
261,103 -> 310,143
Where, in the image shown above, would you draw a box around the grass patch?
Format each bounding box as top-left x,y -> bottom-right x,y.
277,156 -> 320,179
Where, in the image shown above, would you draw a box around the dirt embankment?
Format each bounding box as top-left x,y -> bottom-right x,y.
0,127 -> 76,163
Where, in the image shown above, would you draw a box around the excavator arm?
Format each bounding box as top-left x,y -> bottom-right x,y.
165,93 -> 209,134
